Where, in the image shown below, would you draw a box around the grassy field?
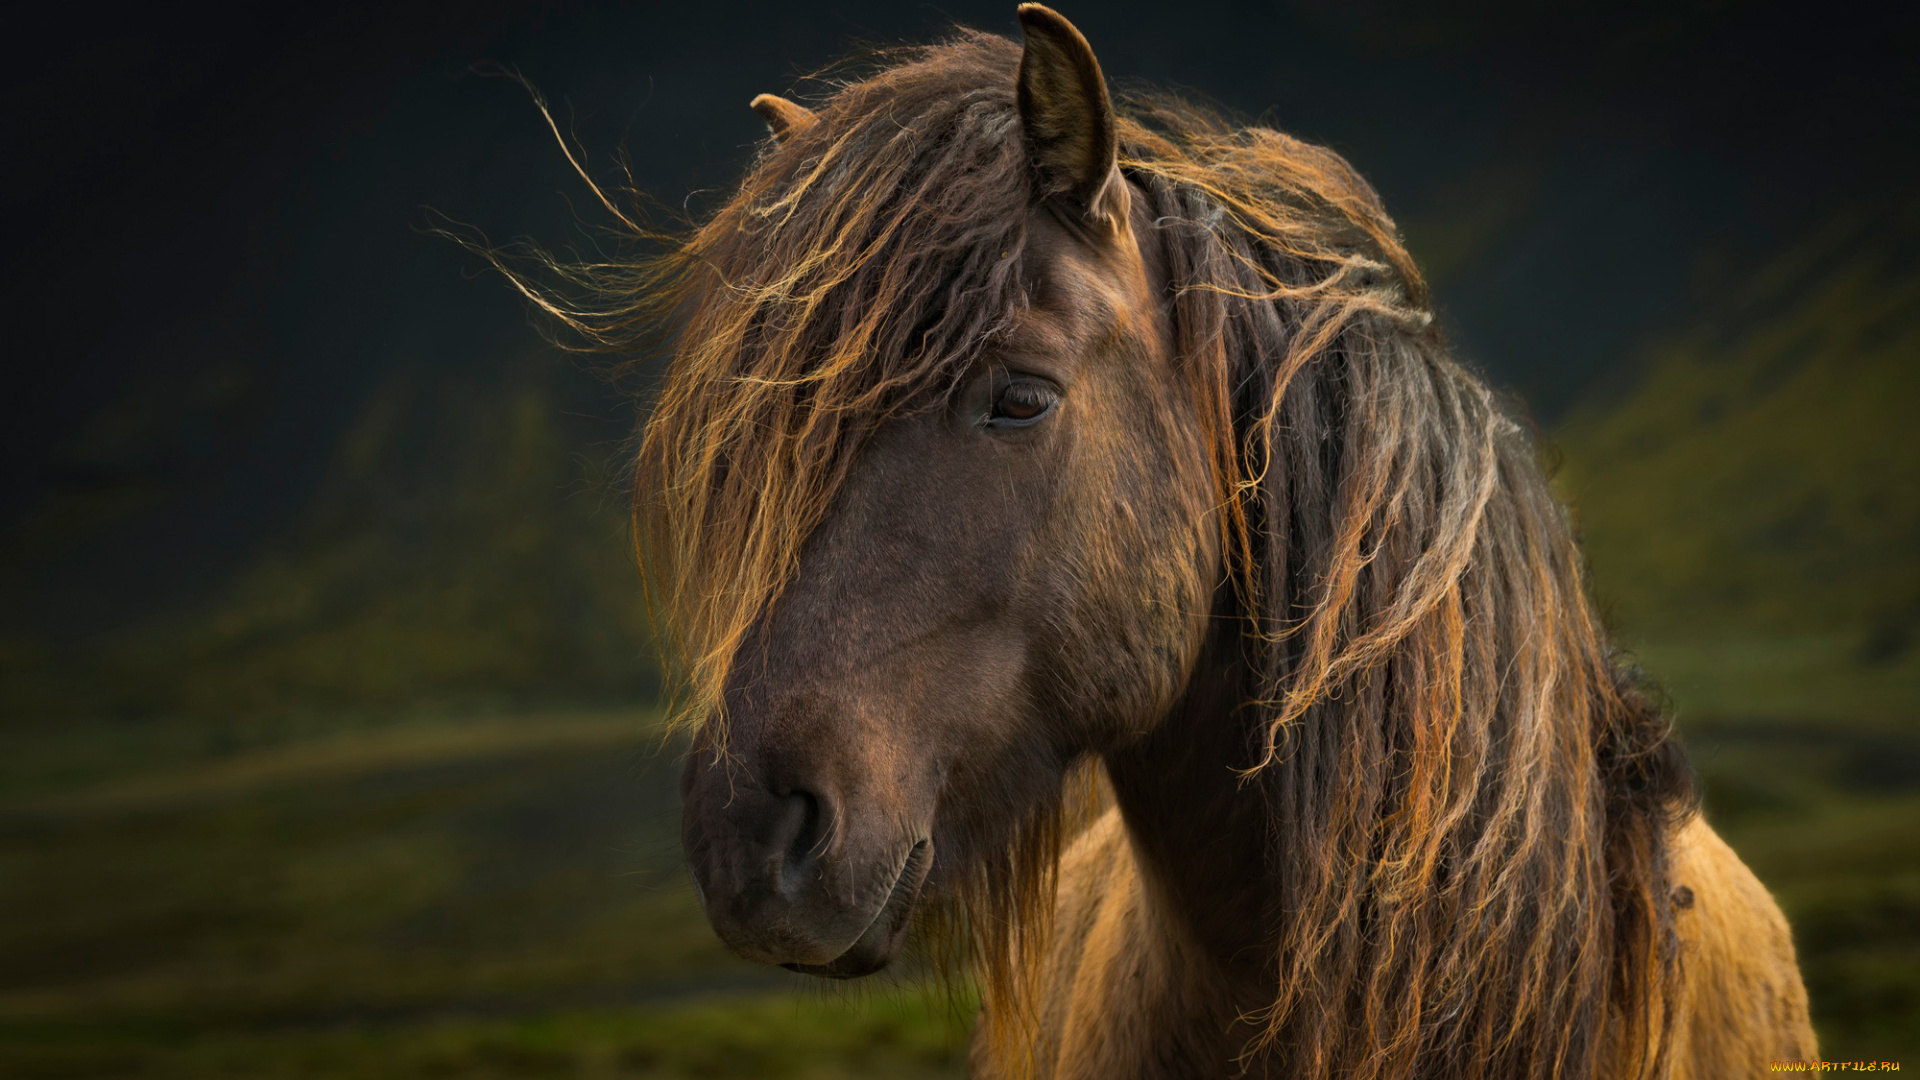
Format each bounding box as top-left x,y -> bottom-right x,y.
0,710 -> 971,1078
3,682 -> 1915,1075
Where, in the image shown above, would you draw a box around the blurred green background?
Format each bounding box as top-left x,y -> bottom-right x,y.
4,1 -> 1916,1075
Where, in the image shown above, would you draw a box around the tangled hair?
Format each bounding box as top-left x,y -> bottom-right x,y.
474,28 -> 1697,1080
1122,105 -> 1697,1075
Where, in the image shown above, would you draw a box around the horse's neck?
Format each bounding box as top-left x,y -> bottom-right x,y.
1102,637 -> 1276,993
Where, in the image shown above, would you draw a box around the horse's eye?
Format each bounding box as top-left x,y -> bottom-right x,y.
990,380 -> 1058,427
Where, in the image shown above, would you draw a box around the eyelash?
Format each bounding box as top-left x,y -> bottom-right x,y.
987,379 -> 1059,427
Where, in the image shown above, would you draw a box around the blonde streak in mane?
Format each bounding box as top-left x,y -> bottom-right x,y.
1486,490 -> 1605,1060
1294,385 -> 1500,705
1368,595 -> 1462,898
1230,354 -> 1405,762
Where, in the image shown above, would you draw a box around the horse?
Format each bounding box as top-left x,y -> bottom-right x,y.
491,6 -> 1815,1076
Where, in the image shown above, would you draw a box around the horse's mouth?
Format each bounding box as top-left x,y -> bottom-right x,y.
782,839 -> 932,979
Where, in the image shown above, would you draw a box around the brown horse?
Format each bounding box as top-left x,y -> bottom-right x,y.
492,6 -> 1815,1076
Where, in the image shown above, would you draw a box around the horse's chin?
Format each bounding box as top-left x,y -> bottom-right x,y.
781,839 -> 932,980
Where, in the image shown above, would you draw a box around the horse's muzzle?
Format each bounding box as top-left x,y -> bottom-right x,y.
680,754 -> 932,976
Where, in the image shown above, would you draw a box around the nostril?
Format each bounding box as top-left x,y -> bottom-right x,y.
771,788 -> 826,889
792,788 -> 823,856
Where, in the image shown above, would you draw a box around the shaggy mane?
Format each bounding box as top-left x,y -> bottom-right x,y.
1120,99 -> 1696,1080
473,29 -> 1696,1080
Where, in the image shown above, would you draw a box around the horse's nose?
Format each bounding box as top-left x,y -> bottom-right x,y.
683,761 -> 877,966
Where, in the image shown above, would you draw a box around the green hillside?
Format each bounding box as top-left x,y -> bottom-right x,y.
156,373 -> 654,715
2,363 -> 657,723
1557,212 -> 1920,726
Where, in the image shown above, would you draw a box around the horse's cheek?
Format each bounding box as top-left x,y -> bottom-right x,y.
1044,419 -> 1213,739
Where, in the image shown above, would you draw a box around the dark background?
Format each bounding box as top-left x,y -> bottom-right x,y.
7,0 -> 1912,640
2,2 -> 1916,1076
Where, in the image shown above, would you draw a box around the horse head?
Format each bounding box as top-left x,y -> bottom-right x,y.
676,5 -> 1218,978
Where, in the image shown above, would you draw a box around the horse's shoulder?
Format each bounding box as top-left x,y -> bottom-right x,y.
1049,807 -> 1142,971
1058,808 -> 1133,905
1665,814 -> 1817,1077
1012,808 -> 1153,1077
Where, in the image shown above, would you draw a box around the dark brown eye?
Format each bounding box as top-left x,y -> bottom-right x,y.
990,380 -> 1058,426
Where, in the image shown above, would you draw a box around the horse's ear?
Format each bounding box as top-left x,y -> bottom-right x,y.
1015,4 -> 1126,229
749,93 -> 818,143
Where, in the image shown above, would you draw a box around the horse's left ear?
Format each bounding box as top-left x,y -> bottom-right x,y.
1016,4 -> 1127,230
750,93 -> 818,143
